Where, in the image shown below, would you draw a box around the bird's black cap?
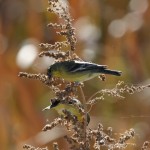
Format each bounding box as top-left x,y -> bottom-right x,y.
50,99 -> 60,108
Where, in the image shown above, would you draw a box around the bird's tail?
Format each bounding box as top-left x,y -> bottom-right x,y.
101,69 -> 122,76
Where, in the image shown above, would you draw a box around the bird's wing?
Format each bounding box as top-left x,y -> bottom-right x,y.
66,61 -> 107,73
68,99 -> 81,105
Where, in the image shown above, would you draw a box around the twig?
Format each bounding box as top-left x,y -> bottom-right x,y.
79,86 -> 88,149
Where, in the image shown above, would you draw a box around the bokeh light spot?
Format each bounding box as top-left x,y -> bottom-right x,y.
129,0 -> 149,13
16,43 -> 38,69
75,17 -> 101,43
123,12 -> 143,32
108,19 -> 127,38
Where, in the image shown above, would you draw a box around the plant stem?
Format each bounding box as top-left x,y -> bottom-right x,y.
79,86 -> 88,149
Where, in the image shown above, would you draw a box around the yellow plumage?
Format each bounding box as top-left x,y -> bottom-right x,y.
43,99 -> 90,124
47,60 -> 122,82
52,68 -> 99,82
53,103 -> 83,122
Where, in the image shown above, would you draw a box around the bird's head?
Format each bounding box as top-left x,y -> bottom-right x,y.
50,99 -> 60,109
42,99 -> 60,111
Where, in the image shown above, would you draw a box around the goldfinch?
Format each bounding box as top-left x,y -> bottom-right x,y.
43,98 -> 90,124
47,60 -> 122,82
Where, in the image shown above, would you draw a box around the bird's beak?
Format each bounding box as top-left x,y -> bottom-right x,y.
42,105 -> 51,111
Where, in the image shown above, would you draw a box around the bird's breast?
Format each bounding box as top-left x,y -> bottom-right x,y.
54,104 -> 83,121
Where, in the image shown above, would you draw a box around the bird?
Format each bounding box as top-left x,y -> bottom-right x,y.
43,98 -> 90,124
47,60 -> 122,82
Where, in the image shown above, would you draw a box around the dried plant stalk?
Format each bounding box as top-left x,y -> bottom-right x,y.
19,0 -> 150,150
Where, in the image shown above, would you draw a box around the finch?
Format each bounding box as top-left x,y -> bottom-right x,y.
43,98 -> 90,124
47,60 -> 122,82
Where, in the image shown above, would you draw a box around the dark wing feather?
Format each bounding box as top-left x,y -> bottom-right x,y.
64,61 -> 107,73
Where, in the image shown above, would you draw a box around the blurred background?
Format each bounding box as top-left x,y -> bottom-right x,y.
0,0 -> 150,149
